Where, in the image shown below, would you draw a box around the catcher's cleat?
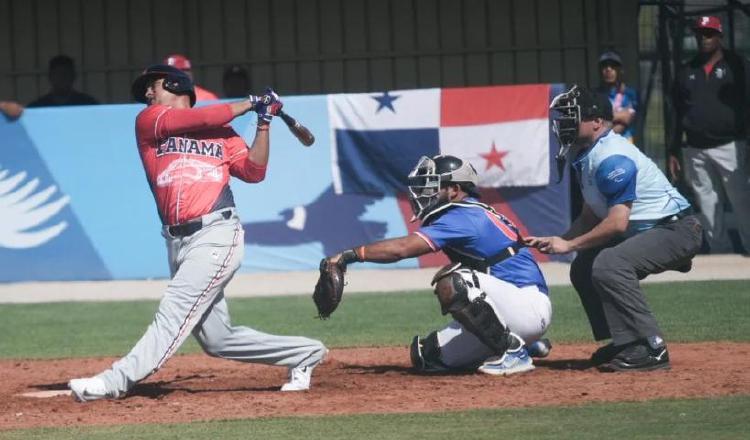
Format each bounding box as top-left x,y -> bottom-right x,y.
526,338 -> 552,358
68,377 -> 117,402
477,346 -> 535,376
410,334 -> 451,373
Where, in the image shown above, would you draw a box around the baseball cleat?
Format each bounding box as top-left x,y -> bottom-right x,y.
526,338 -> 552,358
478,346 -> 535,376
280,366 -> 315,391
281,347 -> 328,392
410,335 -> 451,373
590,342 -> 626,366
598,338 -> 671,372
68,377 -> 115,402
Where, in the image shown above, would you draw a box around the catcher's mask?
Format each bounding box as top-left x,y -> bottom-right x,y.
549,85 -> 613,180
131,64 -> 196,107
407,155 -> 479,221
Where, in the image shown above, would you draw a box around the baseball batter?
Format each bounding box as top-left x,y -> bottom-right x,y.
68,65 -> 326,401
326,155 -> 551,376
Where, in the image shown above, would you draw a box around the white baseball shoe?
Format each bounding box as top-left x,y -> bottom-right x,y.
281,365 -> 315,392
68,377 -> 116,402
281,347 -> 328,392
477,346 -> 535,376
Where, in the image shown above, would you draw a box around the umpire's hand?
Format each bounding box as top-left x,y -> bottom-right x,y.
524,236 -> 572,254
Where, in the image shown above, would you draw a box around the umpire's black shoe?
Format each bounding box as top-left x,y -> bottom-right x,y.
589,342 -> 626,366
598,336 -> 670,372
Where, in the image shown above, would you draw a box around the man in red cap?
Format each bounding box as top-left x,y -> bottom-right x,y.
164,54 -> 219,102
669,16 -> 750,255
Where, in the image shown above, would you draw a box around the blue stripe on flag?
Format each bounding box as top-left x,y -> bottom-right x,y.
336,128 -> 439,194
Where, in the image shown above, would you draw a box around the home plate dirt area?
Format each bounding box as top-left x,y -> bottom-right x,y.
2,342 -> 749,429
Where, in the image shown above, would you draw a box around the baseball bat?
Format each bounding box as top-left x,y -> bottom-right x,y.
278,110 -> 315,146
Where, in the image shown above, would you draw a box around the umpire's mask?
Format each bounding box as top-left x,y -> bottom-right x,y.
407,155 -> 479,222
549,85 -> 584,164
549,85 -> 613,181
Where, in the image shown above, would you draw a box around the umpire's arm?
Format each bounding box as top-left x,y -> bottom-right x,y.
565,203 -> 630,251
525,203 -> 630,254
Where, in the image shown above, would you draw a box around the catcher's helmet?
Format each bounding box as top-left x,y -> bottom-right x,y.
407,155 -> 479,221
131,64 -> 196,106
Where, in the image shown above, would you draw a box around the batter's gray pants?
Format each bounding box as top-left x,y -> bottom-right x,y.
570,215 -> 703,346
97,210 -> 326,396
683,140 -> 750,253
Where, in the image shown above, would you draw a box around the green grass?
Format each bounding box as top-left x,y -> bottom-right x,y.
2,396 -> 748,439
0,280 -> 748,359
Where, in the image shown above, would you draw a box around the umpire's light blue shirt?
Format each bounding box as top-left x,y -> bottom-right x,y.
572,130 -> 690,235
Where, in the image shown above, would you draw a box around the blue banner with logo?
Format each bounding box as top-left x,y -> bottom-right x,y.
0,86 -> 569,282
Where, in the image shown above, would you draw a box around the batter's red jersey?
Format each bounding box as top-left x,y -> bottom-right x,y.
135,103 -> 266,225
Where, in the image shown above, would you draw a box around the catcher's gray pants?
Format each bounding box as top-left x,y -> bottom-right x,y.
570,215 -> 702,346
683,140 -> 750,253
97,209 -> 326,396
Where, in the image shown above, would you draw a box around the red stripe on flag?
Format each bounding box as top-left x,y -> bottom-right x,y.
440,84 -> 551,126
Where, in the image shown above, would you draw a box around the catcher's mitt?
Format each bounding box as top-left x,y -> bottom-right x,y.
313,258 -> 347,319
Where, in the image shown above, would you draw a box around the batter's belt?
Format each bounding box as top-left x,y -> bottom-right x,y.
165,209 -> 234,238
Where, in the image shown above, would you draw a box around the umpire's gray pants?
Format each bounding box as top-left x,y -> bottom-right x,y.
570,215 -> 703,346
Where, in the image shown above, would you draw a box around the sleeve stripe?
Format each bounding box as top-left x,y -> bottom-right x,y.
153,107 -> 170,140
414,231 -> 438,251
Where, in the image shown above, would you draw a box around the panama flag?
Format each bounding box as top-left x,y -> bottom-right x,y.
328,84 -> 552,194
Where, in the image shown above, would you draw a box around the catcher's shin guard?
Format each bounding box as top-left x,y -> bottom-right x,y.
410,332 -> 450,373
435,271 -> 515,355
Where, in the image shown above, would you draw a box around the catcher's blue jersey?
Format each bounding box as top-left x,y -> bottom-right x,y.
416,199 -> 549,294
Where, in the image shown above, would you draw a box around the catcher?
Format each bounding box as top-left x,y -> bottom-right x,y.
315,154 -> 551,376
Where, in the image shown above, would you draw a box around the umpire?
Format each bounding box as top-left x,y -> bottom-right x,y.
526,85 -> 702,372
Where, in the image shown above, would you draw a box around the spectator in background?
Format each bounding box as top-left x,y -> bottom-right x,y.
164,54 -> 219,102
223,65 -> 250,98
27,55 -> 98,107
596,50 -> 638,143
0,100 -> 24,120
669,16 -> 750,254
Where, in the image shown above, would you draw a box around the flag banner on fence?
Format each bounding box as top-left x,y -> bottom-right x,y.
329,84 -> 551,194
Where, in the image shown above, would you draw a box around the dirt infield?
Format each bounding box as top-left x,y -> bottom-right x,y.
2,342 -> 749,430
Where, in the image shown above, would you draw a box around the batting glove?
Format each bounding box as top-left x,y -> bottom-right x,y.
255,88 -> 283,126
248,94 -> 263,109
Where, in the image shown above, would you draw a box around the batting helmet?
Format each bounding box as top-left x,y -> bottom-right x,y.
131,64 -> 196,107
407,155 -> 479,221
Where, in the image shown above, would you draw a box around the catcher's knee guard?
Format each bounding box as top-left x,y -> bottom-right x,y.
434,271 -> 513,355
410,332 -> 449,373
